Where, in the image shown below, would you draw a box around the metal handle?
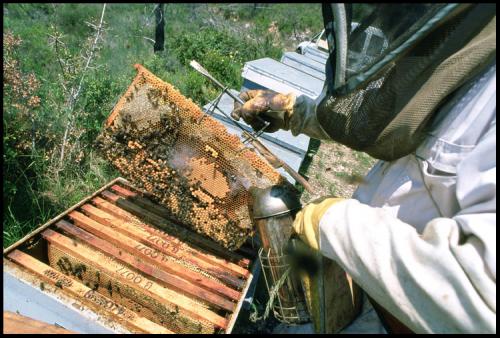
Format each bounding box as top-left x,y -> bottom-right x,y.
243,131 -> 314,194
190,60 -> 270,133
191,60 -> 314,194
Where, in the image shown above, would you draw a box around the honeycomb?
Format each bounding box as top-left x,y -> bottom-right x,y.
96,64 -> 283,250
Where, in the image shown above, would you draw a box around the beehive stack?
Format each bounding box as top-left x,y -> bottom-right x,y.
96,64 -> 283,250
5,178 -> 257,334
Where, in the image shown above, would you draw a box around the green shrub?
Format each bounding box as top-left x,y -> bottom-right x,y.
3,3 -> 324,248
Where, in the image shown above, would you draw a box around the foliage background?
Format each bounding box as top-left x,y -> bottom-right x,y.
4,4 -> 376,251
3,3 -> 326,247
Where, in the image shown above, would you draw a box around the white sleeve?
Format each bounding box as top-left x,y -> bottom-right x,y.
317,123 -> 496,333
288,94 -> 332,140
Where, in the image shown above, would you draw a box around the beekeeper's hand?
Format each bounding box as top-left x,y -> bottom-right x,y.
231,89 -> 296,133
292,196 -> 344,251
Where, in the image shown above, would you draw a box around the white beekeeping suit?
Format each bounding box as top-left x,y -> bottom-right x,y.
271,64 -> 496,335
320,64 -> 496,333
231,4 -> 495,333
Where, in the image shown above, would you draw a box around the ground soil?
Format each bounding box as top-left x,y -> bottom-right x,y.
299,139 -> 377,204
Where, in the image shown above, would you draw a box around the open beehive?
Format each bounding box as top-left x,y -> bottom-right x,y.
4,178 -> 257,334
96,64 -> 284,250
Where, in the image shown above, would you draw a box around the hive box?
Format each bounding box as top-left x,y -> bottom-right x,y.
3,178 -> 258,334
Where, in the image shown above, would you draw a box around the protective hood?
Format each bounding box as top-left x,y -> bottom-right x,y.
317,3 -> 496,160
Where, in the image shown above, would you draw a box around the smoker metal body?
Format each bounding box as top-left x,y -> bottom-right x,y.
250,185 -> 310,324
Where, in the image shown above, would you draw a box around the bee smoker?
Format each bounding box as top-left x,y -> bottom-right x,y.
249,184 -> 310,324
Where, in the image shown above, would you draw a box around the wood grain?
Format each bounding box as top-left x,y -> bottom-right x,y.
54,219 -> 236,311
3,311 -> 76,334
7,250 -> 172,334
41,229 -> 228,329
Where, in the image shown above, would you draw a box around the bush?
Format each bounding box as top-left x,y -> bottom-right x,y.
171,27 -> 249,82
3,3 -> 323,248
78,67 -> 125,144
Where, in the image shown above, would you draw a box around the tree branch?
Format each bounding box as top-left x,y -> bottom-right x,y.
58,3 -> 107,168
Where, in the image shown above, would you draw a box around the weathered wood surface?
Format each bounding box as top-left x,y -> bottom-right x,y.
88,197 -> 249,279
41,229 -> 228,329
7,250 -> 172,334
69,208 -> 244,290
105,185 -> 251,268
3,177 -> 256,334
3,311 -> 77,334
55,219 -> 236,311
63,212 -> 240,300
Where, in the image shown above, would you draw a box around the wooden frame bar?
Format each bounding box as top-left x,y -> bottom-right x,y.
41,229 -> 228,329
3,177 -> 256,334
70,208 -> 244,290
91,195 -> 250,278
54,219 -> 236,311
104,186 -> 251,268
7,250 -> 172,334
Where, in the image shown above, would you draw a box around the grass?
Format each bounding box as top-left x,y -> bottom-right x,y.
3,5 -> 379,334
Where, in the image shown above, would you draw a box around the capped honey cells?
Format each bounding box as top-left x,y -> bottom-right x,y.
96,64 -> 283,250
5,178 -> 257,334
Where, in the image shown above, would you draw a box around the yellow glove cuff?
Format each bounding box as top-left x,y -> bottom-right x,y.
284,92 -> 297,112
283,93 -> 296,125
292,197 -> 344,251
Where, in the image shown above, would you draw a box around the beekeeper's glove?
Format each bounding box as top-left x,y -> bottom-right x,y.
231,89 -> 296,133
292,196 -> 344,251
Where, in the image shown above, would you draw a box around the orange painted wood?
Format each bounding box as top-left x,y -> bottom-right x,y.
92,197 -> 245,289
55,219 -> 235,311
7,250 -> 172,334
111,184 -> 171,218
91,196 -> 250,278
92,195 -> 137,221
78,203 -> 245,290
65,211 -> 240,301
103,187 -> 251,268
4,311 -> 76,334
41,229 -> 228,329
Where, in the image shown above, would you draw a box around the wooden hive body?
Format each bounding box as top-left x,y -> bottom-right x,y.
4,178 -> 257,334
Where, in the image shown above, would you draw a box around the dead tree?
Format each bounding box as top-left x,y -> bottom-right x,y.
154,4 -> 165,52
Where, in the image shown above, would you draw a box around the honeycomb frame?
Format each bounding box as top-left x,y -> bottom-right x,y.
98,64 -> 284,250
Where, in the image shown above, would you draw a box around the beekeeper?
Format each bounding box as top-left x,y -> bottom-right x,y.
231,3 -> 496,334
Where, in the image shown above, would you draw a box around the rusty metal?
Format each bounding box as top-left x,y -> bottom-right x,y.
3,179 -> 257,334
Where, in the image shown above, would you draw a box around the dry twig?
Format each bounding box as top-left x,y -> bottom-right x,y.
58,3 -> 107,170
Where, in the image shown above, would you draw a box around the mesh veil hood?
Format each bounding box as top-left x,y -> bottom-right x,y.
317,3 -> 496,160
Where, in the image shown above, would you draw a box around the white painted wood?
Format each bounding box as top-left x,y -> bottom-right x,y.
3,265 -> 129,334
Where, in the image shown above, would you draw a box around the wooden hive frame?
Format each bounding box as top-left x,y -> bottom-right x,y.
98,64 -> 284,250
3,177 -> 258,334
